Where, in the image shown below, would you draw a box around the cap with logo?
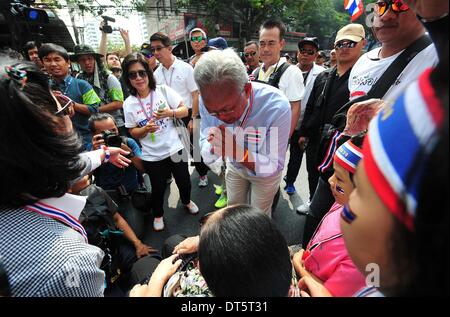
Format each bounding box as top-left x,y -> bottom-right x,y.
334,23 -> 365,45
298,37 -> 319,50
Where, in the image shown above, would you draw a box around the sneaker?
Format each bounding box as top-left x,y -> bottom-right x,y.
153,217 -> 165,231
185,201 -> 199,215
198,176 -> 208,188
296,202 -> 311,215
285,184 -> 296,195
214,184 -> 224,196
215,194 -> 228,209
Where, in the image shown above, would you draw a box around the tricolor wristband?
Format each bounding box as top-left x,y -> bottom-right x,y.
101,145 -> 111,163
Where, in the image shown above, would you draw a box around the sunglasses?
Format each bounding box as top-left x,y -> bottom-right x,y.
190,36 -> 204,43
375,0 -> 409,16
244,52 -> 257,58
299,48 -> 316,56
150,46 -> 167,53
54,95 -> 74,117
335,40 -> 358,50
128,70 -> 148,80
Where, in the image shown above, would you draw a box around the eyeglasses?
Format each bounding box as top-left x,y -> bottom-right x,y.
375,0 -> 409,16
150,46 -> 167,53
128,70 -> 148,80
54,95 -> 74,117
244,52 -> 257,58
199,212 -> 215,227
299,48 -> 316,56
335,40 -> 358,50
208,108 -> 235,117
190,36 -> 204,43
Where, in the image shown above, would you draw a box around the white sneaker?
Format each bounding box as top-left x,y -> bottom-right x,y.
198,176 -> 208,188
153,217 -> 165,231
296,202 -> 311,214
185,201 -> 199,215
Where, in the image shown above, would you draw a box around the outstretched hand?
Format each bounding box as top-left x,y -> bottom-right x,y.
108,147 -> 131,168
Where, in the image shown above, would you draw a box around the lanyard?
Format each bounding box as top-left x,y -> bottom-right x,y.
137,92 -> 154,121
162,64 -> 175,87
62,76 -> 73,96
26,202 -> 88,243
238,86 -> 255,129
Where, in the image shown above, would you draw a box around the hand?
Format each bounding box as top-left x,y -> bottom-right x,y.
187,120 -> 194,134
134,241 -> 158,259
120,143 -> 132,153
343,99 -> 384,136
153,108 -> 173,121
150,254 -> 182,285
92,134 -> 105,151
100,20 -> 106,33
145,121 -> 159,134
107,147 -> 132,168
298,137 -> 308,151
298,276 -> 332,297
119,28 -> 129,41
173,236 -> 200,255
207,125 -> 236,158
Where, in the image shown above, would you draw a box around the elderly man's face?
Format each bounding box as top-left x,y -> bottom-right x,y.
201,83 -> 251,124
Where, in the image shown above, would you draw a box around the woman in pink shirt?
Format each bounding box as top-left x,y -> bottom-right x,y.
293,135 -> 366,297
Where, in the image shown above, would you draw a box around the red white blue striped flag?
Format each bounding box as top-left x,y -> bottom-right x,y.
345,0 -> 364,21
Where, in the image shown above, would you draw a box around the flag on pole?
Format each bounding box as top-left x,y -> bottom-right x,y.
344,0 -> 364,21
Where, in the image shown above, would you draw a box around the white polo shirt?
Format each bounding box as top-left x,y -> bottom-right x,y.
255,57 -> 305,103
154,57 -> 198,109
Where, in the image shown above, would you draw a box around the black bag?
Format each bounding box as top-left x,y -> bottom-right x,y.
251,62 -> 291,89
79,185 -> 124,288
317,35 -> 433,179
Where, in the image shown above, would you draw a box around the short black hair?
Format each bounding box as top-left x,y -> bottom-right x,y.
121,52 -> 157,96
38,43 -> 70,62
23,41 -> 41,60
245,41 -> 259,50
150,32 -> 172,47
260,20 -> 287,40
88,113 -> 117,134
198,205 -> 292,297
0,58 -> 85,207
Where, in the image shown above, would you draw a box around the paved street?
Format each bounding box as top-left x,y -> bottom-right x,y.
143,151 -> 312,251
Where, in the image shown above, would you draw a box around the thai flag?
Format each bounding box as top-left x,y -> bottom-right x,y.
345,0 -> 364,21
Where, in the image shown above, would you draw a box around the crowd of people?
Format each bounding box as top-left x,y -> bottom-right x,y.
0,0 -> 448,298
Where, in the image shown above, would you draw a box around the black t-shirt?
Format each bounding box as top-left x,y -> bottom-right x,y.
320,69 -> 351,127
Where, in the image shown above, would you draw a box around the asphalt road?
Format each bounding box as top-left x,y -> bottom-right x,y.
142,151 -> 311,250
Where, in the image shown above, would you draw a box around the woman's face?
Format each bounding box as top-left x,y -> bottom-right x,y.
341,161 -> 396,290
328,161 -> 355,205
127,62 -> 149,93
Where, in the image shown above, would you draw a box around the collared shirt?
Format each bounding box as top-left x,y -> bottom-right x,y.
199,82 -> 291,177
256,57 -> 305,102
154,57 -> 198,109
51,75 -> 101,146
0,195 -> 105,297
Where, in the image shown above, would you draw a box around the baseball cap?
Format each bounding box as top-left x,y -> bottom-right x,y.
298,37 -> 319,50
208,37 -> 228,50
189,28 -> 207,40
140,43 -> 152,57
334,24 -> 365,44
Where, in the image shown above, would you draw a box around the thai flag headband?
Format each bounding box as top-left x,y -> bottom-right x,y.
362,69 -> 444,232
334,140 -> 363,174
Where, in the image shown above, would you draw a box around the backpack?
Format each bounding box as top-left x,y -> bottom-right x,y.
317,35 -> 433,179
251,62 -> 291,89
78,184 -> 124,288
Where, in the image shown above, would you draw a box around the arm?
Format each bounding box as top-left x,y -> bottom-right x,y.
100,75 -> 124,113
99,27 -> 108,65
113,212 -> 157,258
289,100 -> 301,137
78,81 -> 101,115
188,91 -> 200,133
99,101 -> 123,113
129,123 -> 159,140
120,29 -> 132,55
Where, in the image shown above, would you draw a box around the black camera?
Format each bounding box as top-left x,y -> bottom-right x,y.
102,130 -> 123,148
99,15 -> 119,34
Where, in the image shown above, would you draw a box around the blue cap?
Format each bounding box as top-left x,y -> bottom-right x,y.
208,37 -> 228,51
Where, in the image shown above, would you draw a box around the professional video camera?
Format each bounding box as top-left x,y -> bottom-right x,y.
99,15 -> 120,34
9,0 -> 49,24
102,130 -> 123,148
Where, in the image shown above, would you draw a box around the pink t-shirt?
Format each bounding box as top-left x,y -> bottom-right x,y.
304,203 -> 366,297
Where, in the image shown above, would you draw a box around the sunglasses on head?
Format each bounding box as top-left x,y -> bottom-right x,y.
335,40 -> 358,50
299,48 -> 316,56
141,51 -> 153,59
190,36 -> 204,43
128,70 -> 148,80
244,51 -> 257,58
54,95 -> 74,117
375,0 -> 409,16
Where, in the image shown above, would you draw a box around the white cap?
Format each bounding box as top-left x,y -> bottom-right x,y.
189,28 -> 207,40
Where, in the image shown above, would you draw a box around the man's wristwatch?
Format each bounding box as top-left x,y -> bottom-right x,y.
101,145 -> 111,163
